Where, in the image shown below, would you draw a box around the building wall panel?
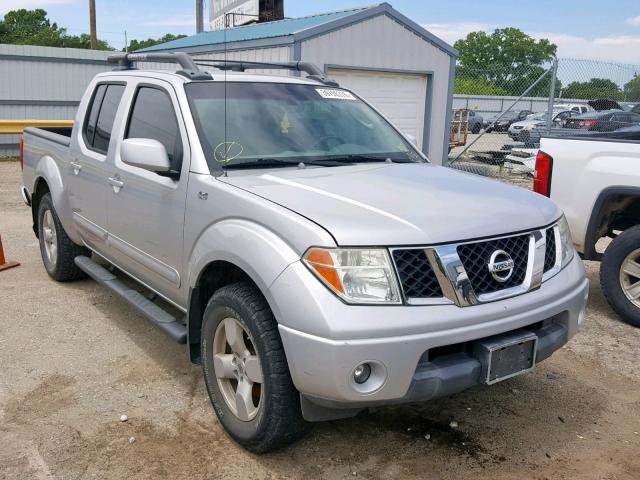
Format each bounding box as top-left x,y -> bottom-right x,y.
0,44 -> 112,156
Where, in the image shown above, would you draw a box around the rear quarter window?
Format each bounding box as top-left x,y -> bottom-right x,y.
83,83 -> 125,154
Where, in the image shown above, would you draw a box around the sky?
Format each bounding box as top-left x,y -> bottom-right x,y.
1,0 -> 639,66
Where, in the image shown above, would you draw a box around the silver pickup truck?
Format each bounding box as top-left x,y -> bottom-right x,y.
20,53 -> 588,452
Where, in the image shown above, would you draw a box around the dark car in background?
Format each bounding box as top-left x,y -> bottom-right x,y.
485,110 -> 533,133
460,109 -> 484,133
563,110 -> 640,132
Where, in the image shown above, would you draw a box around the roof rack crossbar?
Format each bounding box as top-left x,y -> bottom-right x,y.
193,59 -> 339,87
107,52 -> 213,80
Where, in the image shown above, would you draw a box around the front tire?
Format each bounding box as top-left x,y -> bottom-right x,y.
201,283 -> 307,452
600,226 -> 640,327
37,193 -> 88,281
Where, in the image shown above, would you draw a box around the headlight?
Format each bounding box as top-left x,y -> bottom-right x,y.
303,248 -> 402,304
558,215 -> 574,267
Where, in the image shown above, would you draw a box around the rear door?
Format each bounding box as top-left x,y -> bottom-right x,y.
69,82 -> 126,251
105,79 -> 190,305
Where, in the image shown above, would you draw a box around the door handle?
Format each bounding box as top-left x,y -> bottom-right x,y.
108,176 -> 124,192
70,161 -> 82,175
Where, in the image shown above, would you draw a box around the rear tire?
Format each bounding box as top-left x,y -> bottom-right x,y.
600,226 -> 640,327
37,193 -> 88,281
201,282 -> 308,452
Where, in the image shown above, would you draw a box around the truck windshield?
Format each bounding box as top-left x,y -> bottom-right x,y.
185,82 -> 424,170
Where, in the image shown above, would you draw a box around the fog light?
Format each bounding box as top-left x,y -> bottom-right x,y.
353,363 -> 371,384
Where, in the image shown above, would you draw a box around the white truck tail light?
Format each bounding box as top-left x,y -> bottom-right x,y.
533,150 -> 553,197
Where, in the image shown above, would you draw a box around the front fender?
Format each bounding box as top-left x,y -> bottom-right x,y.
187,218 -> 305,295
34,156 -> 82,244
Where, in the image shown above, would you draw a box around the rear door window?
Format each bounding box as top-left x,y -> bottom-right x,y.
125,86 -> 182,173
83,83 -> 125,154
83,84 -> 106,148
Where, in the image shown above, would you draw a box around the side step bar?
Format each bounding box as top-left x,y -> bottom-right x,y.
75,256 -> 187,344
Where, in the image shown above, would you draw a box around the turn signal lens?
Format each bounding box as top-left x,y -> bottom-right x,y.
303,247 -> 402,304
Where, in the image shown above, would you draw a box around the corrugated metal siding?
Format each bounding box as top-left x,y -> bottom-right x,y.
301,14 -> 452,164
0,44 -> 112,156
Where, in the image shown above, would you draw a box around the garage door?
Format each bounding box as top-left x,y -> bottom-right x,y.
327,68 -> 428,149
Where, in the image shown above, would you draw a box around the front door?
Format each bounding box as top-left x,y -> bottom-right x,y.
106,81 -> 190,306
69,82 -> 125,252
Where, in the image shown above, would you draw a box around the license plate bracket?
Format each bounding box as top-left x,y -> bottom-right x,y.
474,332 -> 538,385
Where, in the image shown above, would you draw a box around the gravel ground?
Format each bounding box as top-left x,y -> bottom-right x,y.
1,161 -> 639,480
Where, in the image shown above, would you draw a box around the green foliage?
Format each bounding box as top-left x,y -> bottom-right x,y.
562,78 -> 622,100
0,8 -> 112,49
127,34 -> 188,52
454,28 -> 558,97
624,75 -> 640,102
0,9 -> 66,46
454,77 -> 507,95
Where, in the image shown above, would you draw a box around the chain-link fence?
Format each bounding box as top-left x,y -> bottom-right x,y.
447,58 -> 640,189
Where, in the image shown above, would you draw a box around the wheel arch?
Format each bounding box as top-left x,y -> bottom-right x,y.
31,156 -> 80,244
185,219 -> 304,363
585,186 -> 640,260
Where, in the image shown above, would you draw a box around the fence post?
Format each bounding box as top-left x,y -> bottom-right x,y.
545,58 -> 559,135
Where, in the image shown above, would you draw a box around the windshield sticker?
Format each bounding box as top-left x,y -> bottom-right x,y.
280,112 -> 290,134
316,88 -> 356,101
213,141 -> 244,163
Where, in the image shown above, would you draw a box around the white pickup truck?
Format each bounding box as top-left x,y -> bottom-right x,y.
537,128 -> 640,326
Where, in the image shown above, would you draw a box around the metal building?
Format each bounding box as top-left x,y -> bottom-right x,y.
0,44 -> 112,156
141,3 -> 458,164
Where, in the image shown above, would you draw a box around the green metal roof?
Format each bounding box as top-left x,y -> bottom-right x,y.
139,7 -> 370,52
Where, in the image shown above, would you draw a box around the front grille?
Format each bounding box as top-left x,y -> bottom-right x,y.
457,234 -> 530,295
392,249 -> 443,299
543,228 -> 556,272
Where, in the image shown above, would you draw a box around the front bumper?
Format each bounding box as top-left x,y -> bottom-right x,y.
269,255 -> 588,414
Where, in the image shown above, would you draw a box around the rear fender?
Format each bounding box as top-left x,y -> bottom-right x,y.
33,156 -> 82,244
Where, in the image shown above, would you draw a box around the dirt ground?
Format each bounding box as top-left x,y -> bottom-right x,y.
1,161 -> 639,480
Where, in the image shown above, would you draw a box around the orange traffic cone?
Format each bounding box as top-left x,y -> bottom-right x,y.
0,235 -> 19,272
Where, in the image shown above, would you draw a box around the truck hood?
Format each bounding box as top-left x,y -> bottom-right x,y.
219,163 -> 561,246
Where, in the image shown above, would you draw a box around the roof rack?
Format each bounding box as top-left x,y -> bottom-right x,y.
107,52 -> 213,80
192,59 -> 339,87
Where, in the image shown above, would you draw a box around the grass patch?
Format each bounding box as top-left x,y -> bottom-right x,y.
0,156 -> 18,162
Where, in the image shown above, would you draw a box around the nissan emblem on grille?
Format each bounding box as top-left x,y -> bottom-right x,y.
487,249 -> 515,283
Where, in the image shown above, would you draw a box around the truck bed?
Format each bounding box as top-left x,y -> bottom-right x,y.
23,126 -> 73,147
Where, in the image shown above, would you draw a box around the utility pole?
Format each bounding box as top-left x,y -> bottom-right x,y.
196,0 -> 204,33
89,0 -> 97,49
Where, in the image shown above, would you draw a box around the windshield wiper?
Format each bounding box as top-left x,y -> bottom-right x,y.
316,154 -> 416,164
223,158 -> 334,169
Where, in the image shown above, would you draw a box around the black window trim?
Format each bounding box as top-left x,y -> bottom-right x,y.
82,81 -> 126,156
124,83 -> 184,178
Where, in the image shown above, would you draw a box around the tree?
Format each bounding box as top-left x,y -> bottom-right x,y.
0,9 -> 66,46
454,28 -> 558,96
624,75 -> 640,102
562,78 -> 622,100
127,34 -> 187,52
62,33 -> 110,50
0,8 -> 112,50
454,77 -> 507,96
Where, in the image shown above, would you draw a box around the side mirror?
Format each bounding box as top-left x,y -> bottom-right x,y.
120,138 -> 170,173
404,133 -> 417,145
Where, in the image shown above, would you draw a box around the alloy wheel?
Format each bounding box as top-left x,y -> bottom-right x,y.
619,248 -> 640,308
212,317 -> 263,421
42,209 -> 58,267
